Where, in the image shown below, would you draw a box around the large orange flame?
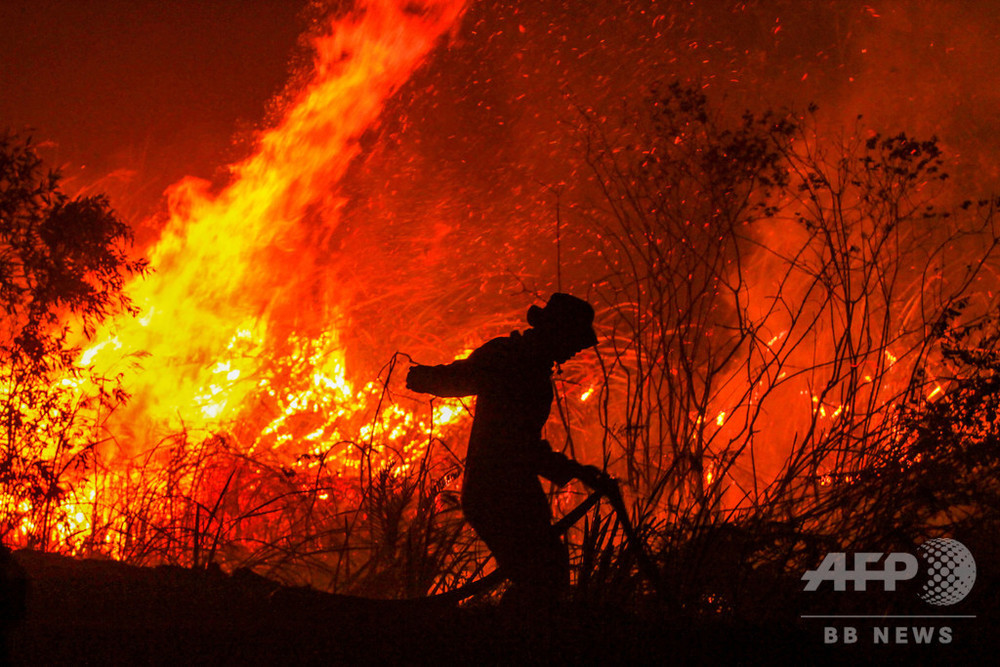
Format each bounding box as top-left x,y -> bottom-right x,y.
6,1 -> 472,554
86,0 -> 468,436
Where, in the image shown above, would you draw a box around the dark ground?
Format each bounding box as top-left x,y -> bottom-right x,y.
2,549 -> 995,665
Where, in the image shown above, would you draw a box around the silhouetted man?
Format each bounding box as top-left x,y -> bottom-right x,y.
406,293 -> 605,608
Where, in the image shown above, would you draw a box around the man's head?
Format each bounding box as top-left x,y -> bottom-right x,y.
527,293 -> 598,363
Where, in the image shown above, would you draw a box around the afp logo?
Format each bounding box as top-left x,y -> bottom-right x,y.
802,538 -> 977,605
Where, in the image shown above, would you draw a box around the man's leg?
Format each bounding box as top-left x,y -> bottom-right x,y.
464,477 -> 569,606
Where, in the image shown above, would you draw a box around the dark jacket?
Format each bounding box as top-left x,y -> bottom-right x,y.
407,330 -> 576,490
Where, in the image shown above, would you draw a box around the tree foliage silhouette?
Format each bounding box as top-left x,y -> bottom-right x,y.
1,132 -> 147,547
573,84 -> 1000,616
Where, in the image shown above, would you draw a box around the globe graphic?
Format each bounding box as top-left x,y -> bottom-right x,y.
917,538 -> 976,606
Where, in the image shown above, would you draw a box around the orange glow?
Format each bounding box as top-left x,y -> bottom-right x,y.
84,0 -> 468,432
109,0 -> 462,428
8,1 -> 985,582
14,0 -> 470,555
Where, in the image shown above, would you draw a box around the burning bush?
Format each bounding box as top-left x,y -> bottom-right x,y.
0,132 -> 147,548
567,83 -> 1000,617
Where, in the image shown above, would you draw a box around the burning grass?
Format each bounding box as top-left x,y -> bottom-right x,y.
4,3 -> 1000,632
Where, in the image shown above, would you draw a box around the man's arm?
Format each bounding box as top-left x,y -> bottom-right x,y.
406,337 -> 509,398
405,358 -> 482,397
533,439 -> 612,492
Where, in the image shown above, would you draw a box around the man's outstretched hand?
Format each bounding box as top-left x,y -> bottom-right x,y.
575,464 -> 617,497
405,364 -> 430,392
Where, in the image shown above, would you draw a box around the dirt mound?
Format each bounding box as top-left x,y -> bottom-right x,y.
5,550 -> 679,665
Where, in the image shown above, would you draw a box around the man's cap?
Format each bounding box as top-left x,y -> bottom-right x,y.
526,293 -> 599,348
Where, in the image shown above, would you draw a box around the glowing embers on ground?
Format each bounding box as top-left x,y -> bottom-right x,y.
4,478 -> 103,553
247,333 -> 468,474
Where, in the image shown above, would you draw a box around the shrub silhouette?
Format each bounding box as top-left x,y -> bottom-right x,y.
1,132 -> 147,548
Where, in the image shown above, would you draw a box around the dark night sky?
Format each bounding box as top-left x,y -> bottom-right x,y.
3,0 -> 1000,250
0,0 -> 307,223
